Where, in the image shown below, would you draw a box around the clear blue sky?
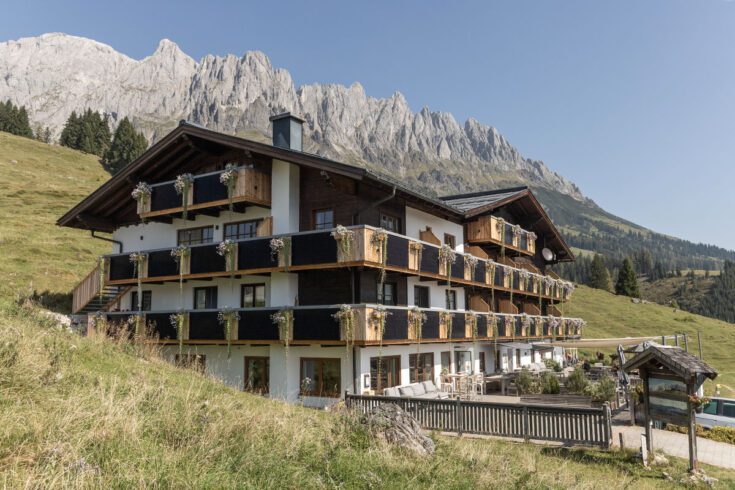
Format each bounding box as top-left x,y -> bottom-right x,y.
2,0 -> 733,250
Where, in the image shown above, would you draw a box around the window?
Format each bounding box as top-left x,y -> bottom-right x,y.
377,282 -> 397,306
515,350 -> 522,369
414,286 -> 429,308
130,290 -> 152,311
244,357 -> 269,394
445,290 -> 457,310
723,401 -> 735,418
479,352 -> 486,374
455,351 -> 472,374
313,208 -> 334,230
225,220 -> 261,241
444,233 -> 456,249
370,356 -> 401,391
175,354 -> 206,373
702,400 -> 719,416
241,284 -> 266,307
177,226 -> 214,246
409,353 -> 434,383
300,358 -> 341,397
380,213 -> 401,232
193,287 -> 218,310
440,351 -> 451,375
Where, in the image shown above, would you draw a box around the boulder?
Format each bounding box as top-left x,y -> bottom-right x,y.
361,403 -> 435,455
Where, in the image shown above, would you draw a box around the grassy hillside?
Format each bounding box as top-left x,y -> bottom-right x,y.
3,299 -> 735,488
567,286 -> 735,397
0,132 -> 107,302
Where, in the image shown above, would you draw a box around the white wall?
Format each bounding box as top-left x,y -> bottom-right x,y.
112,207 -> 271,254
162,344 -> 270,390
271,159 -> 300,234
406,277 -> 465,310
405,206 -> 465,253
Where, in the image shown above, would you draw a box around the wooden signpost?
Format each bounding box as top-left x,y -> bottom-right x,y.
623,345 -> 717,472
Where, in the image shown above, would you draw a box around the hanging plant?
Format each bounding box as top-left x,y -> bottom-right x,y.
438,244 -> 457,286
408,307 -> 426,345
331,225 -> 356,260
170,245 -> 190,310
129,252 -> 147,312
131,182 -> 152,220
511,224 -> 522,243
169,311 -> 186,356
333,305 -> 356,356
219,163 -> 239,212
269,236 -> 292,271
534,315 -> 543,336
218,307 -> 240,358
503,315 -> 514,337
464,255 -> 478,280
174,173 -> 195,220
97,255 -> 108,301
549,317 -> 559,339
439,311 -> 454,339
466,312 -> 479,342
561,280 -> 575,299
519,269 -> 531,291
487,313 -> 498,338
370,306 -> 391,343
370,228 -> 389,286
271,309 -> 294,358
217,239 -> 237,274
495,217 -> 506,255
527,231 -> 537,250
521,313 -> 531,335
409,241 -> 424,272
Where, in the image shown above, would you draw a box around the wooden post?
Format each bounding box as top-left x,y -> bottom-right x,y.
619,432 -> 625,450
522,405 -> 530,442
687,379 -> 698,472
675,334 -> 679,347
456,397 -> 463,436
697,331 -> 703,360
641,368 -> 653,458
661,335 -> 666,346
683,333 -> 689,352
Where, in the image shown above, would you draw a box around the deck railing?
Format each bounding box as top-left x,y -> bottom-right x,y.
99,225 -> 574,302
345,394 -> 612,448
72,264 -> 101,313
94,305 -> 583,344
466,215 -> 536,255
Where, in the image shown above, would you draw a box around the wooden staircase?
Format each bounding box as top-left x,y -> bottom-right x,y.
72,264 -> 130,314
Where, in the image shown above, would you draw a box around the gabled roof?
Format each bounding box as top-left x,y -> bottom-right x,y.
441,186 -> 529,213
623,345 -> 718,381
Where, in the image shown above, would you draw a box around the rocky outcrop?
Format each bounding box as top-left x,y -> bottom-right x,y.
0,33 -> 584,199
361,403 -> 435,455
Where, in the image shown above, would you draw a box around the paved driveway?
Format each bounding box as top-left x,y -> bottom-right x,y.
613,423 -> 735,470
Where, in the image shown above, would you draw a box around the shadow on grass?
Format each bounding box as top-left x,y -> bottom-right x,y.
27,290 -> 72,314
540,446 -> 666,481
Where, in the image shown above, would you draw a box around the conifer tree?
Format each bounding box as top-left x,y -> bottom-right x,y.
102,117 -> 148,173
588,254 -> 612,292
615,257 -> 640,298
0,100 -> 33,138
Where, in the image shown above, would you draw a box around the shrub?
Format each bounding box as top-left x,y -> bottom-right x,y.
667,424 -> 735,445
515,368 -> 538,395
540,371 -> 560,394
585,374 -> 617,402
543,358 -> 562,372
565,367 -> 589,394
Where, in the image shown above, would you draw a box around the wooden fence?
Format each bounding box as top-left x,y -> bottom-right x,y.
345,394 -> 612,448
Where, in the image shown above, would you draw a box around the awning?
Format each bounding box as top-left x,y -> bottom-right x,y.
544,336 -> 659,349
498,342 -> 534,350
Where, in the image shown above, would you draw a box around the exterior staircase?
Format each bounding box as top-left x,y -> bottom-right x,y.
72,264 -> 129,314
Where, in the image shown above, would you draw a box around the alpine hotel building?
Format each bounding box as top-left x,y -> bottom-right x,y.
60,114 -> 583,407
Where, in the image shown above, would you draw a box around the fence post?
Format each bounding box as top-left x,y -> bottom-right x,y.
344,390 -> 350,408
603,402 -> 613,448
522,405 -> 530,442
456,397 -> 463,436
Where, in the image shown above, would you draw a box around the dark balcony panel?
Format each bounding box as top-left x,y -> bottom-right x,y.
451,260 -> 464,280
387,235 -> 409,269
474,265 -> 485,284
494,267 -> 502,287
291,232 -> 337,266
109,255 -> 135,281
150,182 -> 180,212
293,308 -> 340,341
383,309 -> 408,340
514,317 -> 523,337
103,313 -> 135,339
451,313 -> 467,339
147,250 -> 178,277
504,224 -> 514,246
420,245 -> 440,274
145,312 -> 177,340
190,245 -> 225,274
422,310 -> 440,339
477,315 -> 488,338
239,309 -> 279,341
543,320 -> 552,336
520,235 -> 528,251
193,173 -> 228,204
238,238 -> 275,269
188,311 -> 224,340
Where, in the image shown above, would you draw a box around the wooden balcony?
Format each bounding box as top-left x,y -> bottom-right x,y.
138,167 -> 271,220
95,305 -> 583,345
466,215 -> 536,255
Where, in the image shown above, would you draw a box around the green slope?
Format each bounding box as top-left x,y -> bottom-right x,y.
567,286 -> 735,397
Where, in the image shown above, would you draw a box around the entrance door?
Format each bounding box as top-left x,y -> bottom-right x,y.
244,357 -> 270,394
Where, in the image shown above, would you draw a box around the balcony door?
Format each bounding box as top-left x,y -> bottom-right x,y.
193,286 -> 218,309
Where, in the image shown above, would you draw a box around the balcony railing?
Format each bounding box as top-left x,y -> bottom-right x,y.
94,305 -> 584,344
97,225 -> 574,302
466,215 -> 536,255
137,166 -> 271,219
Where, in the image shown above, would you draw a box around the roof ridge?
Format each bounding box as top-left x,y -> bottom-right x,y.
439,186 -> 529,201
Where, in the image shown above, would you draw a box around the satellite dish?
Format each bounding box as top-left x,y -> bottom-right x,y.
542,248 -> 555,262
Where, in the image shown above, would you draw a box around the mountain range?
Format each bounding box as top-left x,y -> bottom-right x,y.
1,32 -> 733,272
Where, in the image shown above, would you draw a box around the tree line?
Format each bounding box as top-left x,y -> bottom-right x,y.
0,99 -> 148,173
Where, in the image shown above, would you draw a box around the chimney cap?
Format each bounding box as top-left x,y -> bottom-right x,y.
269,112 -> 305,123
